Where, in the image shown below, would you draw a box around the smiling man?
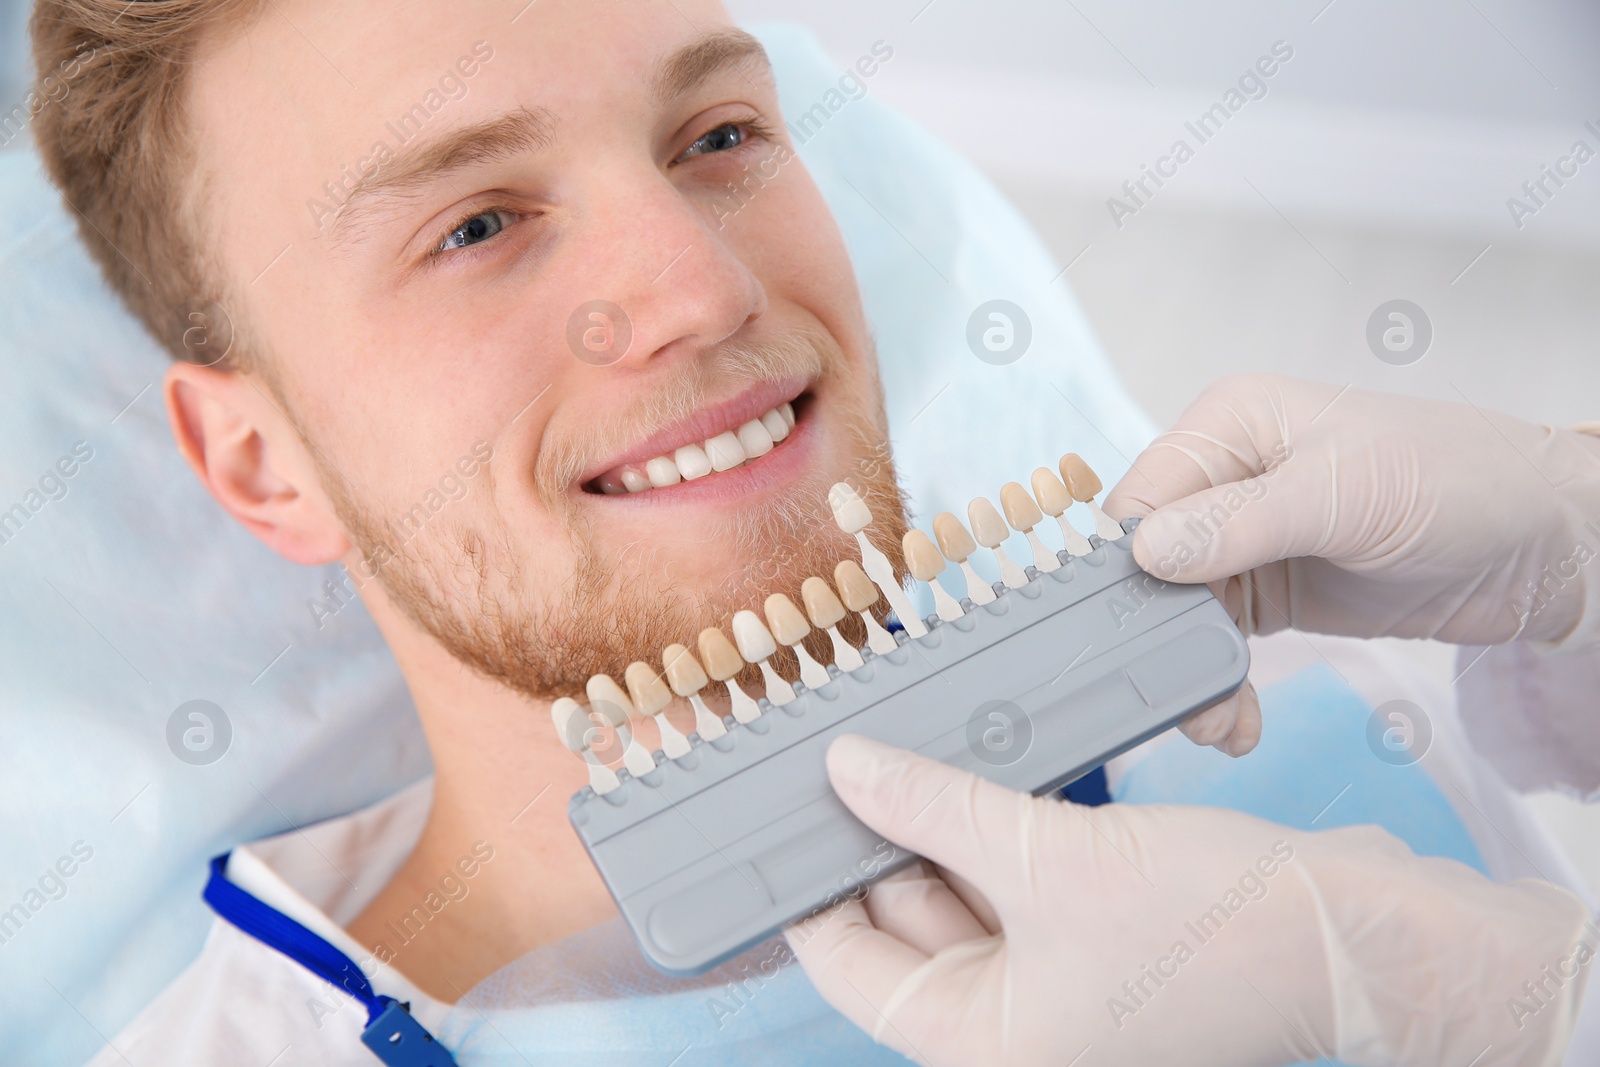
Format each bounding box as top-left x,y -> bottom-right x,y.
33,0 -> 909,1062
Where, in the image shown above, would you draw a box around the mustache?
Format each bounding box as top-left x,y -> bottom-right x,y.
533,325 -> 836,508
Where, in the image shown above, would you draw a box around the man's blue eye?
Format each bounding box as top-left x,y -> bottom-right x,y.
683,123 -> 746,160
440,211 -> 506,252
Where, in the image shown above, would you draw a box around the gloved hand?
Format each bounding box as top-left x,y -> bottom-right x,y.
788,735 -> 1593,1067
1103,374 -> 1600,755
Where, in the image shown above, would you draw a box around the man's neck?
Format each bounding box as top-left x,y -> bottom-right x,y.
346,599 -> 620,1002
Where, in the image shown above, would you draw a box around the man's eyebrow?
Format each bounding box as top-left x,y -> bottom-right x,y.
328,106 -> 556,246
652,29 -> 772,105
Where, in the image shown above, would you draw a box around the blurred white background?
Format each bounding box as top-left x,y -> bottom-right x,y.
3,0 -> 1597,879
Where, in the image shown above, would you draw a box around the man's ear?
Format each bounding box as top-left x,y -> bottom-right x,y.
164,361 -> 352,565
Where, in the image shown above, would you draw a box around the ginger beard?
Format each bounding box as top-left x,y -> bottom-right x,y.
318,323 -> 910,700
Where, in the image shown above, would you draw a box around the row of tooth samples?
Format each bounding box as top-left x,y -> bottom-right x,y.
553,557 -> 896,793
912,452 -> 1122,606
554,452 -> 1118,793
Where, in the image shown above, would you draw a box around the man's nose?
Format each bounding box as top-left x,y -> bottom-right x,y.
575,175 -> 768,370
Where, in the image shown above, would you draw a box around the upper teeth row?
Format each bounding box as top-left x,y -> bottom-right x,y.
603,402 -> 795,495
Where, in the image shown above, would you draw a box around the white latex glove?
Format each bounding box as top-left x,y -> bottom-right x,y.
789,735 -> 1594,1067
1103,374 -> 1600,755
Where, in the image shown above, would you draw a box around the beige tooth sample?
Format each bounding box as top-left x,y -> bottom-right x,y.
1030,466 -> 1093,556
736,418 -> 774,459
705,431 -> 746,473
626,660 -> 690,759
733,609 -> 795,706
1000,481 -> 1061,573
801,576 -> 865,672
903,529 -> 965,622
698,626 -> 762,724
828,482 -> 926,638
586,673 -> 657,778
932,512 -> 996,605
765,593 -> 831,690
552,696 -> 620,795
968,496 -> 1029,589
1060,453 -> 1123,541
761,408 -> 790,442
834,559 -> 899,655
645,456 -> 682,488
675,442 -> 713,480
663,643 -> 727,741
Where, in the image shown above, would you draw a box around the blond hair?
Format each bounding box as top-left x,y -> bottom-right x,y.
30,0 -> 267,367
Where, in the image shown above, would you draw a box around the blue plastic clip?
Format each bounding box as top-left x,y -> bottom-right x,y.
360,1000 -> 459,1067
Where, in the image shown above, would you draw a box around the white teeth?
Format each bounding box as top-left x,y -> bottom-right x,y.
737,419 -> 774,459
675,442 -> 713,480
646,456 -> 682,488
705,431 -> 746,472
761,409 -> 789,442
599,403 -> 796,495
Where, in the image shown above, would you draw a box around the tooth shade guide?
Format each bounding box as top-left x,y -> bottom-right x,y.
551,698 -> 622,795
931,511 -> 996,606
731,610 -> 793,707
697,625 -> 763,723
1000,482 -> 1060,573
827,482 -> 872,534
1032,467 -> 1093,557
967,496 -> 1029,590
903,529 -> 965,622
1059,452 -> 1124,541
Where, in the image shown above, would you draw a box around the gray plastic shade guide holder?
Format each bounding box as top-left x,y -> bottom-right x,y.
568,518 -> 1249,976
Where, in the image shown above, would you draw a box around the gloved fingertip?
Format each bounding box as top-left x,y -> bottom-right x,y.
1131,510 -> 1192,581
826,734 -> 902,796
1217,683 -> 1263,757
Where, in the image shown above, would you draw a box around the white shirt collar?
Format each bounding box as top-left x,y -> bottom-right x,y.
223,776 -> 452,1032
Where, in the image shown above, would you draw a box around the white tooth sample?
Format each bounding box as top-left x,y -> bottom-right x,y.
620,467 -> 652,494
761,408 -> 790,442
587,674 -> 657,778
779,401 -> 796,428
736,418 -> 774,459
698,627 -> 762,723
932,512 -> 997,605
968,496 -> 1029,590
828,482 -> 927,638
663,643 -> 726,741
1031,466 -> 1093,556
835,559 -> 899,655
732,609 -> 794,706
675,443 -> 713,481
903,529 -> 965,622
1000,481 -> 1060,573
552,697 -> 620,795
646,456 -> 682,488
1060,453 -> 1124,542
765,593 -> 831,690
801,576 -> 864,672
705,431 -> 747,473
625,660 -> 690,760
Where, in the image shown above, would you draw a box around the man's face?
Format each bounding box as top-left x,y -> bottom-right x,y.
187,0 -> 905,696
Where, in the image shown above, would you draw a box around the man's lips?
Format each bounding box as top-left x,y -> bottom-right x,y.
580,379 -> 809,496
